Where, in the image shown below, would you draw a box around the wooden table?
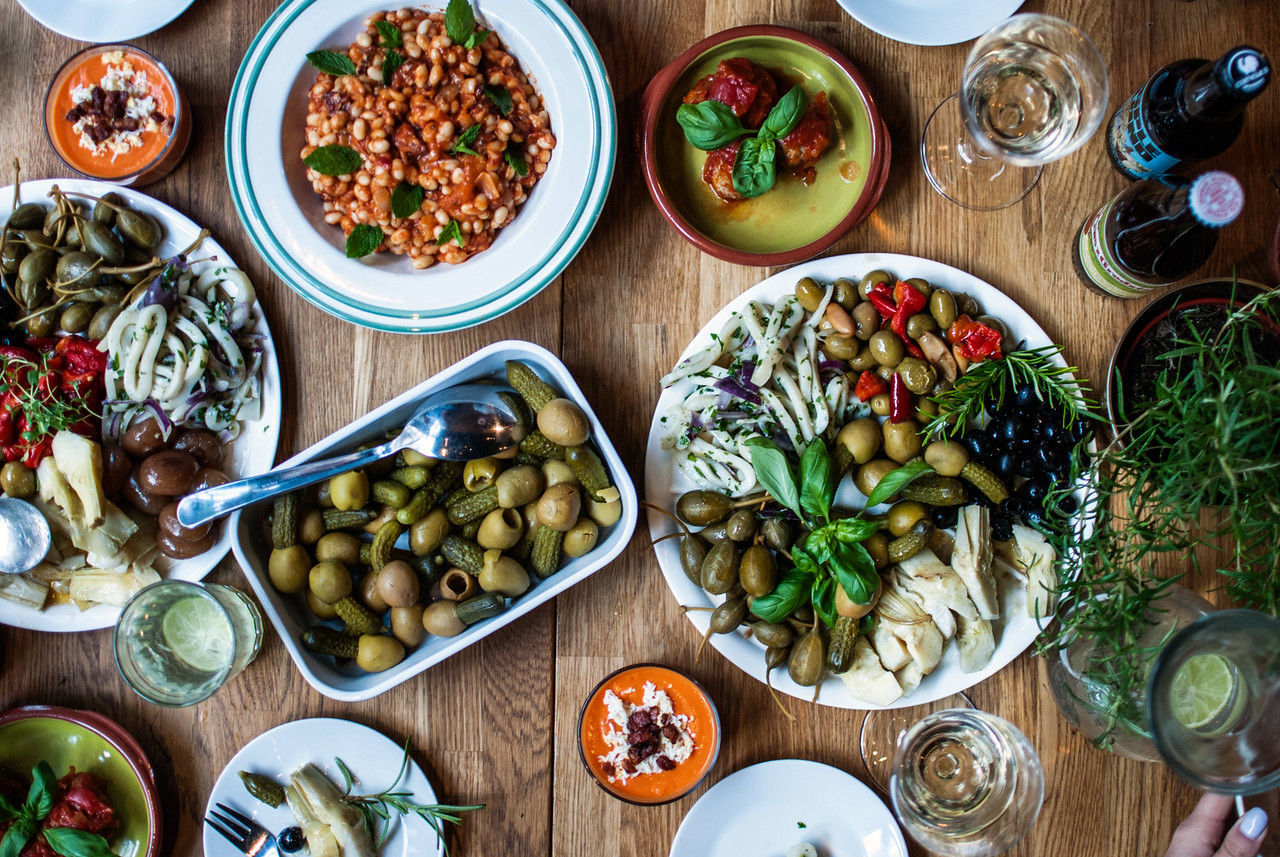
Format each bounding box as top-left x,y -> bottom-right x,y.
2,1 -> 1277,855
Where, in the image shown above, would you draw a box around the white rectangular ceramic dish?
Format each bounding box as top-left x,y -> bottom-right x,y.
230,340 -> 637,701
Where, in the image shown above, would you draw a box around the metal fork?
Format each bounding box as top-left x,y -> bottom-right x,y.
205,803 -> 281,857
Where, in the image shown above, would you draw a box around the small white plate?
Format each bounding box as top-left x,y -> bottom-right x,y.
0,178 -> 282,633
225,0 -> 616,333
835,0 -> 1024,46
15,0 -> 196,43
670,759 -> 908,857
205,718 -> 443,857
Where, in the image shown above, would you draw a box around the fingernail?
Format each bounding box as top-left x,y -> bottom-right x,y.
1240,807 -> 1268,840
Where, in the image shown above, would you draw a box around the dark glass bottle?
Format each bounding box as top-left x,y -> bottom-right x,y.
1073,171 -> 1244,298
1107,47 -> 1270,180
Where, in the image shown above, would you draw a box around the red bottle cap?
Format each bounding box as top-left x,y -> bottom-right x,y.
1189,171 -> 1244,228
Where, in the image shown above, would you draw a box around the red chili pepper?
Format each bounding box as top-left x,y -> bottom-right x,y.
854,370 -> 888,401
947,314 -> 1004,361
889,373 -> 914,423
866,284 -> 897,318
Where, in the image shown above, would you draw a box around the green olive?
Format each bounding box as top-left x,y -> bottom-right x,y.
976,314 -> 1009,342
586,497 -> 622,527
0,461 -> 36,498
479,550 -> 530,596
87,303 -> 122,340
16,277 -> 49,311
857,269 -> 893,300
477,507 -> 523,550
329,470 -> 369,511
832,278 -> 859,310
700,539 -> 738,595
916,398 -> 939,421
788,626 -> 826,687
760,518 -> 792,552
6,203 -> 46,231
855,459 -> 899,499
298,509 -> 325,545
895,357 -> 937,395
462,457 -> 499,491
310,559 -> 353,603
905,313 -> 937,340
59,302 -> 94,334
541,459 -> 577,487
78,221 -> 125,266
92,193 -> 121,226
1,238 -> 26,274
115,209 -> 163,249
375,560 -> 420,607
905,277 -> 933,298
836,418 -> 882,465
738,544 -> 777,597
356,635 -> 405,672
17,248 -> 56,287
750,621 -> 793,649
676,490 -> 734,526
422,600 -> 466,636
851,301 -> 879,341
836,576 -> 882,619
268,545 -> 310,594
924,439 -> 970,477
535,482 -> 580,532
821,334 -> 859,361
888,501 -> 929,537
390,604 -> 427,647
20,229 -> 55,252
957,292 -> 982,318
495,464 -> 543,508
563,518 -> 599,557
868,330 -> 904,367
307,590 -> 340,620
315,532 -> 361,565
847,343 -> 878,371
679,535 -> 707,585
794,276 -> 824,312
929,289 -> 958,329
698,520 -> 730,543
536,398 -> 590,447
725,509 -> 758,542
409,507 -> 450,555
25,309 -> 55,338
55,251 -> 102,291
864,532 -> 889,570
360,572 -> 389,612
882,420 -> 922,464
869,394 -> 891,417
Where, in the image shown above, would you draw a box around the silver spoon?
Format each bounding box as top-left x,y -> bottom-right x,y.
0,497 -> 52,575
177,383 -> 530,529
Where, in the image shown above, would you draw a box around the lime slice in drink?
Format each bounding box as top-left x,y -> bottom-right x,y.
162,595 -> 234,673
1169,653 -> 1239,730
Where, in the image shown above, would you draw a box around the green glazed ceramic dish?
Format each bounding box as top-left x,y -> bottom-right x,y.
642,26 -> 889,266
0,707 -> 160,857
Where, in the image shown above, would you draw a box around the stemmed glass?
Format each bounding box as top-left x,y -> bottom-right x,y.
921,13 -> 1109,210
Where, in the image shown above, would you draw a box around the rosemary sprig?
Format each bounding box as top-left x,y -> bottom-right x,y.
923,345 -> 1097,440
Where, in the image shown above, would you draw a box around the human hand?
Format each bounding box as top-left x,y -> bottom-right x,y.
1164,793 -> 1269,857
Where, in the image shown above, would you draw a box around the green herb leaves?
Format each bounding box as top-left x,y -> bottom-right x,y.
345,224 -> 383,258
303,144 -> 363,177
445,0 -> 491,49
390,182 -> 424,218
864,460 -> 934,507
798,438 -> 835,523
451,124 -> 483,156
750,566 -> 810,622
675,100 -> 749,151
438,219 -> 465,247
731,137 -> 777,200
0,762 -> 112,857
374,20 -> 403,49
760,85 -> 806,140
306,50 -> 356,77
42,829 -> 114,857
382,49 -> 403,86
745,437 -> 800,519
485,85 -> 513,116
504,145 -> 528,177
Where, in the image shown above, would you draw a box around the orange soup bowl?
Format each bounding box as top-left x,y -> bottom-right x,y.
44,44 -> 191,186
578,663 -> 721,805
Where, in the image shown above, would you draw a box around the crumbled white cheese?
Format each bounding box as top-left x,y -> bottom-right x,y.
69,55 -> 164,160
597,681 -> 696,784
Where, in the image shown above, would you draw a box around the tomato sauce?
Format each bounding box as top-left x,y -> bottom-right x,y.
44,46 -> 188,184
579,665 -> 720,804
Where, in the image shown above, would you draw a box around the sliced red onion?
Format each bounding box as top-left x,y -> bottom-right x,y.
713,377 -> 763,405
818,358 -> 845,373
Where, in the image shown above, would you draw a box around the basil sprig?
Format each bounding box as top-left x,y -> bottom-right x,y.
445,0 -> 491,49
345,224 -> 383,258
864,459 -> 934,507
303,144 -> 363,177
745,437 -> 882,626
675,84 -> 808,199
0,762 -> 114,857
306,49 -> 356,77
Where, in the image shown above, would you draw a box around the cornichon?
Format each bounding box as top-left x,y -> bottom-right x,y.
397,461 -> 464,525
505,360 -> 556,411
239,771 -> 286,808
887,519 -> 934,563
333,596 -> 381,636
827,616 -> 859,673
369,519 -> 402,571
519,431 -> 565,460
302,625 -> 359,658
323,507 -> 377,531
565,446 -> 612,502
455,591 -> 507,624
372,479 -> 411,509
530,526 -> 563,579
461,520 -> 481,540
515,451 -> 545,467
510,525 -> 537,563
395,488 -> 431,525
271,493 -> 300,550
441,535 -> 484,575
960,461 -> 1009,504
389,465 -> 430,489
447,485 -> 499,525
900,476 -> 968,506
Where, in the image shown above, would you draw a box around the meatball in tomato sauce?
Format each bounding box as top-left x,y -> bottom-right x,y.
702,141 -> 745,202
779,90 -> 835,176
684,58 -> 778,129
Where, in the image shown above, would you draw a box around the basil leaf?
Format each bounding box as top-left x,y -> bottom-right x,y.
27,762 -> 56,820
864,460 -> 935,508
438,219 -> 465,247
791,546 -> 820,577
0,821 -> 34,857
675,100 -> 749,151
504,145 -> 528,177
750,566 -> 812,622
465,29 -> 491,50
798,441 -> 833,524
799,531 -> 833,568
445,0 -> 476,45
811,575 -> 837,628
303,144 -> 363,177
744,437 -> 800,518
306,50 -> 357,77
390,182 -> 424,219
731,136 -> 776,199
374,20 -> 403,49
832,517 -> 879,544
345,224 -> 383,258
382,49 -> 403,86
829,540 -> 879,606
759,84 -> 807,141
43,828 -> 114,857
485,85 -> 513,116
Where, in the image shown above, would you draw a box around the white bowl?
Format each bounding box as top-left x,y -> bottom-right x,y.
230,340 -> 637,701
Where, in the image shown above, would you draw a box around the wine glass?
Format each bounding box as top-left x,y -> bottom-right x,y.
889,708 -> 1044,857
921,13 -> 1109,210
1146,610 -> 1280,794
859,692 -> 976,794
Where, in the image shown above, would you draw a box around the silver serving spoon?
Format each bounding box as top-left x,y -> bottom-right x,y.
177,383 -> 530,529
0,497 -> 52,575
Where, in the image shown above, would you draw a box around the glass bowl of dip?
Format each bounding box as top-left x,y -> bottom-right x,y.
44,44 -> 191,186
578,663 -> 721,805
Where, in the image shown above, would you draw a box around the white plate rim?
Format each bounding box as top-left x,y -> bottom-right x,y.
644,251 -> 1088,709
223,0 -> 617,334
203,717 -> 443,857
834,0 -> 1024,46
0,177 -> 282,633
15,0 -> 196,43
668,759 -> 908,857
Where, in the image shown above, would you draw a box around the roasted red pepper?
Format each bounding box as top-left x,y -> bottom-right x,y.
866,283 -> 897,318
947,315 -> 1004,361
889,372 -> 914,424
890,281 -> 927,340
854,370 -> 888,401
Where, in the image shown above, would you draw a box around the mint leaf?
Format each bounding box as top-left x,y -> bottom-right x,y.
759,85 -> 806,141
675,100 -> 749,151
303,144 -> 363,177
43,828 -> 114,857
864,460 -> 935,507
445,0 -> 476,45
485,85 -> 513,116
374,20 -> 403,49
345,224 -> 383,258
798,440 -> 834,524
306,50 -> 356,77
465,29 -> 491,50
382,49 -> 403,86
504,144 -> 527,177
451,124 -> 482,156
390,182 -> 424,219
744,437 -> 801,518
438,219 -> 465,247
731,136 -> 777,199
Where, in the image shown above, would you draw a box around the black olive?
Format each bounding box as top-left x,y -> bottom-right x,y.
1000,416 -> 1018,442
930,505 -> 960,530
996,453 -> 1016,479
1016,455 -> 1040,478
1014,383 -> 1035,407
1071,418 -> 1091,441
991,510 -> 1013,542
1023,480 -> 1048,504
966,432 -> 990,461
1034,446 -> 1059,470
1023,508 -> 1044,527
1056,494 -> 1080,516
1004,496 -> 1025,520
279,827 -> 305,853
1040,421 -> 1059,442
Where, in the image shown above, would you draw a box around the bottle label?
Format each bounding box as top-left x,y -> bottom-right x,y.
1076,199 -> 1164,298
1107,87 -> 1181,180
